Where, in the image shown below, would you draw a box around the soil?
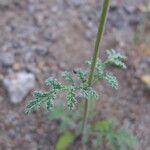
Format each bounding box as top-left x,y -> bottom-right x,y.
0,0 -> 149,150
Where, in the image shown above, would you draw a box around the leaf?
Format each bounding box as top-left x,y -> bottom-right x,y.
94,120 -> 112,132
45,91 -> 58,110
96,59 -> 105,79
62,71 -> 75,85
46,98 -> 54,110
75,68 -> 87,83
104,72 -> 119,89
25,91 -> 49,113
25,90 -> 59,113
80,87 -> 99,101
96,59 -> 105,70
66,90 -> 77,110
105,49 -> 127,69
45,77 -> 62,90
25,99 -> 41,114
86,59 -> 105,79
56,132 -> 75,150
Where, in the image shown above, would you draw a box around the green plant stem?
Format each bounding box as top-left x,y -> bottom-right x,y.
82,0 -> 110,147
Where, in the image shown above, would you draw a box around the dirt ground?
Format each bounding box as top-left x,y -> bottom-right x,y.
0,0 -> 149,150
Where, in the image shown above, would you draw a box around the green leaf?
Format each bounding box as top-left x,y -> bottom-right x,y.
86,59 -> 105,75
96,59 -> 105,70
96,59 -> 105,79
25,91 -> 49,113
62,71 -> 75,85
33,91 -> 47,98
25,99 -> 41,114
45,91 -> 58,110
104,72 -> 119,89
75,68 -> 87,83
94,119 -> 112,132
66,89 -> 77,110
80,87 -> 99,101
25,90 -> 59,113
105,49 -> 127,69
45,77 -> 62,90
87,59 -> 106,80
56,132 -> 75,150
46,98 -> 54,110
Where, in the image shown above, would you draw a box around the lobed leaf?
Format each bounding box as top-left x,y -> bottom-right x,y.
75,68 -> 88,83
95,59 -> 105,79
80,87 -> 99,101
25,91 -> 49,113
105,49 -> 127,69
45,77 -> 62,90
104,72 -> 119,89
61,71 -> 75,85
25,90 -> 59,113
67,89 -> 77,110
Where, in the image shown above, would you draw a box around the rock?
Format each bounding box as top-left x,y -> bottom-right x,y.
3,72 -> 35,104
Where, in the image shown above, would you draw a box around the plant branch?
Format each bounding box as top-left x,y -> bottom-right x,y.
82,0 -> 110,147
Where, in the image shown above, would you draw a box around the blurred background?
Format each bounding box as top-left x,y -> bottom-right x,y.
0,0 -> 149,150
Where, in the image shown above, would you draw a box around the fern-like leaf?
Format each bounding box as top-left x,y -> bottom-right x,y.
105,49 -> 127,69
62,71 -> 75,85
67,89 -> 77,110
81,87 -> 99,101
104,72 -> 119,89
75,69 -> 87,83
95,59 -> 105,79
25,91 -> 49,113
45,77 -> 62,90
25,90 -> 59,113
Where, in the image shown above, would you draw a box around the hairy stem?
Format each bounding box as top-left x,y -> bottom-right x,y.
82,0 -> 110,148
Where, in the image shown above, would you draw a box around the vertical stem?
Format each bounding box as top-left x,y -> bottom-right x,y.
88,0 -> 110,86
82,0 -> 110,147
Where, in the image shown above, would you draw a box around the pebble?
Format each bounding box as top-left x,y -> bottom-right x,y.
3,72 -> 35,104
